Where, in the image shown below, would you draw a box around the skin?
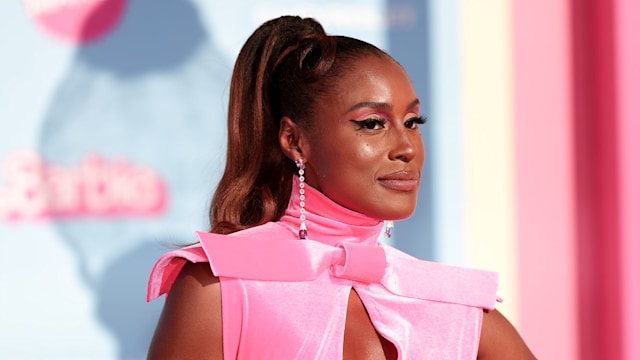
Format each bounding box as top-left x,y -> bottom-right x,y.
147,55 -> 536,359
148,262 -> 223,359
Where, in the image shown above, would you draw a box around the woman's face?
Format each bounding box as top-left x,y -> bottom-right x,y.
301,55 -> 425,220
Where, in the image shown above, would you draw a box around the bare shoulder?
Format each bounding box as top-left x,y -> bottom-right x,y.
147,262 -> 223,360
477,308 -> 536,359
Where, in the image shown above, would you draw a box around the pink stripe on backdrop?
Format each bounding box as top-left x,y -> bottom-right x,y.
572,0 -> 622,357
615,0 -> 640,358
512,1 -> 578,359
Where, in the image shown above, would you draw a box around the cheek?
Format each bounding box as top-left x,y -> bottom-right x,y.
417,139 -> 426,163
308,130 -> 385,185
337,142 -> 379,179
355,142 -> 376,163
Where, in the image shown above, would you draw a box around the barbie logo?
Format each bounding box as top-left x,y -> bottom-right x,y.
0,151 -> 167,221
23,0 -> 127,44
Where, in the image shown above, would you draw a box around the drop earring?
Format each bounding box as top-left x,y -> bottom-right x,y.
295,158 -> 308,240
385,220 -> 394,238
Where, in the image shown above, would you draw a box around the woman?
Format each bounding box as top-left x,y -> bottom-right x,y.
147,15 -> 535,359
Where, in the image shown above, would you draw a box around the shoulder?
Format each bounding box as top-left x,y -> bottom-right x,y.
478,309 -> 536,359
148,262 -> 223,359
169,261 -> 221,294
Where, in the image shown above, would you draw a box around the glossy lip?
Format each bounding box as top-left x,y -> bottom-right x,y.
377,171 -> 420,192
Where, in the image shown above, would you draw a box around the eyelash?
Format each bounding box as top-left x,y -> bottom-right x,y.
350,116 -> 427,130
405,116 -> 427,129
350,118 -> 386,130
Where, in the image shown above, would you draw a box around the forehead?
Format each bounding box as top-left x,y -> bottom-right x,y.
327,56 -> 415,113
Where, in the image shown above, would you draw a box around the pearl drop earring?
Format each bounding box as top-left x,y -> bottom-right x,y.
295,158 -> 307,240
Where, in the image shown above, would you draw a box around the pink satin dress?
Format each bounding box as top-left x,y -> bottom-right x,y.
148,177 -> 499,359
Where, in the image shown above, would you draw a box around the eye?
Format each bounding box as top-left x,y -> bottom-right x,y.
404,116 -> 427,129
350,118 -> 387,130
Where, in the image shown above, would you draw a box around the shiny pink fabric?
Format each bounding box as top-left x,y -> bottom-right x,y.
148,177 -> 499,359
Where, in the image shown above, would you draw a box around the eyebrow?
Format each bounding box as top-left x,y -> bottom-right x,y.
345,98 -> 421,114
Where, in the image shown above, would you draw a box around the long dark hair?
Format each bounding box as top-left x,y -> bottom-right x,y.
210,16 -> 388,234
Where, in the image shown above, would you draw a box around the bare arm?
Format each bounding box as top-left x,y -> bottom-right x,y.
147,262 -> 223,360
477,309 -> 536,359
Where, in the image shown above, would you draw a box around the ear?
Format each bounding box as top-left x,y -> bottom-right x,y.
279,116 -> 307,161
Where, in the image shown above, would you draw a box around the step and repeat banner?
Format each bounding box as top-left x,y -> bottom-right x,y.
0,1 -> 409,358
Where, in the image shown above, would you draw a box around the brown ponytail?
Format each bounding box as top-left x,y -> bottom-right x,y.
210,16 -> 325,234
210,16 -> 389,234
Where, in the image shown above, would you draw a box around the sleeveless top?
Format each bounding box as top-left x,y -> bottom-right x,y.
147,177 -> 499,359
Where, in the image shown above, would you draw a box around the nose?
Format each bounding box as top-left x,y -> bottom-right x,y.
388,129 -> 420,162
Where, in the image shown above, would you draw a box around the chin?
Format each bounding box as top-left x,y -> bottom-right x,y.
387,212 -> 415,221
380,200 -> 418,220
374,206 -> 416,221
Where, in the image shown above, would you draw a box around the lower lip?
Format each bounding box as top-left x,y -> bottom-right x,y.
378,179 -> 419,192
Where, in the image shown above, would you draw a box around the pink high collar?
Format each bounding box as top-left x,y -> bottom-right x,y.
278,175 -> 385,246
